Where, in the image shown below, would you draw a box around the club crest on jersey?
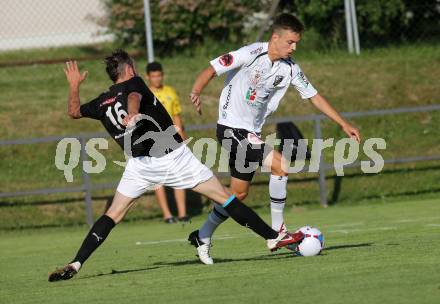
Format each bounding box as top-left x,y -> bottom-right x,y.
219,54 -> 234,67
273,75 -> 284,86
250,70 -> 262,86
245,87 -> 256,103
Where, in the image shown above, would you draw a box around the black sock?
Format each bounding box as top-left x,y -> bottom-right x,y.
71,215 -> 116,265
222,196 -> 278,240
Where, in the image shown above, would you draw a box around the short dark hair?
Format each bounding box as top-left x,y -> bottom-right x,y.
146,61 -> 163,74
104,49 -> 134,82
271,13 -> 304,34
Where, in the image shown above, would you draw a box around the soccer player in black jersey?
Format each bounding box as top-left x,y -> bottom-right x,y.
48,50 -> 303,282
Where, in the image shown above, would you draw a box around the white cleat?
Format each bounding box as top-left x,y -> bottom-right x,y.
196,243 -> 214,265
188,230 -> 214,265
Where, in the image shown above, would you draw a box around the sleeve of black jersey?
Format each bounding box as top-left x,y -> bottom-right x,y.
126,76 -> 146,96
79,97 -> 102,120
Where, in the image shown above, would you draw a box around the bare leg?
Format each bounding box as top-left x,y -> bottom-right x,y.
105,191 -> 138,224
229,177 -> 251,201
263,149 -> 289,177
192,176 -> 231,203
154,185 -> 173,219
174,188 -> 187,218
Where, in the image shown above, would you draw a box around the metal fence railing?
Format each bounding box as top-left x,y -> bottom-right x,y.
1,104 -> 440,226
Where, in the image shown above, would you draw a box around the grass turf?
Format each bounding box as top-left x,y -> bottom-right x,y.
0,197 -> 439,304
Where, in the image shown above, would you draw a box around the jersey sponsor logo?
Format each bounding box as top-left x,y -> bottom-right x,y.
222,84 -> 232,119
298,72 -> 309,86
273,75 -> 284,86
250,46 -> 263,55
100,96 -> 117,107
219,53 -> 234,66
223,84 -> 232,110
100,92 -> 122,107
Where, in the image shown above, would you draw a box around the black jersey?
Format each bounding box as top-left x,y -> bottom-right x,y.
80,76 -> 183,157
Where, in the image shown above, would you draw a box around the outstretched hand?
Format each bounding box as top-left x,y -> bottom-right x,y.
64,61 -> 88,88
342,124 -> 361,143
190,92 -> 202,115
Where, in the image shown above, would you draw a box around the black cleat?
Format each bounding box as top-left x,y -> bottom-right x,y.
188,230 -> 203,247
178,215 -> 191,223
163,217 -> 176,224
48,264 -> 78,282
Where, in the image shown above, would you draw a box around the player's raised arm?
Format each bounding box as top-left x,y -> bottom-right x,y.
190,65 -> 216,115
310,93 -> 361,143
63,61 -> 88,119
290,63 -> 360,143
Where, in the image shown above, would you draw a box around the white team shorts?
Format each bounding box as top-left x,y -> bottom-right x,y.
116,144 -> 214,198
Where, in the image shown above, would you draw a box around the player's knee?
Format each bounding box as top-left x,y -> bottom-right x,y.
271,157 -> 288,176
271,166 -> 288,176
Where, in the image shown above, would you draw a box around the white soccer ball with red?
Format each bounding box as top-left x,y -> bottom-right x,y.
294,226 -> 324,256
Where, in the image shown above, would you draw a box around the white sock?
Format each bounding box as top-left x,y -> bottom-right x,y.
70,261 -> 81,272
269,174 -> 288,232
198,204 -> 229,244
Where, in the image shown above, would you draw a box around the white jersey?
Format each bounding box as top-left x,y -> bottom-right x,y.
210,42 -> 317,133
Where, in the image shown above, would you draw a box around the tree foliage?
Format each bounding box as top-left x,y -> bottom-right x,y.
101,0 -> 262,54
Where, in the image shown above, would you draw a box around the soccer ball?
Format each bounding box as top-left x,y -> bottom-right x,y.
293,226 -> 324,256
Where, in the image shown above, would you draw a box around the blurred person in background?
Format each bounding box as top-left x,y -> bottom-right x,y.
145,62 -> 189,223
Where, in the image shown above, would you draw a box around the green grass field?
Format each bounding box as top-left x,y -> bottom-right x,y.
1,198 -> 439,304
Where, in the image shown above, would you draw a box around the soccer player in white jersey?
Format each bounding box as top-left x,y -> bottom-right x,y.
188,14 -> 361,264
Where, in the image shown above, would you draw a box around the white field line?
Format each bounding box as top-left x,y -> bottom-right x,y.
426,224 -> 440,227
327,226 -> 397,235
135,234 -> 254,246
320,222 -> 364,228
135,218 -> 440,246
393,216 -> 440,223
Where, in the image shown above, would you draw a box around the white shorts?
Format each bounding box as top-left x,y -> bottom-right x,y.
116,145 -> 214,198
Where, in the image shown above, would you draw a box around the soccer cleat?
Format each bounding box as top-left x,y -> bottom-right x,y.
48,264 -> 78,282
278,222 -> 288,234
177,215 -> 191,223
164,217 -> 176,224
267,231 -> 304,252
188,230 -> 213,265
